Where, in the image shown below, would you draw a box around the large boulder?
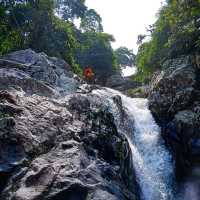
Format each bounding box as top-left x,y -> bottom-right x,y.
106,74 -> 139,92
0,49 -> 80,95
0,68 -> 59,97
0,50 -> 138,200
149,56 -> 196,121
148,55 -> 200,177
0,91 -> 137,200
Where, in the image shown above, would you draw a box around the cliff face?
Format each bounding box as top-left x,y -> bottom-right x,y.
148,55 -> 200,178
0,50 -> 138,200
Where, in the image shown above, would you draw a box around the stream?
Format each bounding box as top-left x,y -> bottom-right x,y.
93,88 -> 175,200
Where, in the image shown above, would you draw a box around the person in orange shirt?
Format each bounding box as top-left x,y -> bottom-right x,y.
84,67 -> 95,83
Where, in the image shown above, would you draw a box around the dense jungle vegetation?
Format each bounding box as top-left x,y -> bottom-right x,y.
1,0 -> 200,83
135,0 -> 200,82
0,0 -> 136,79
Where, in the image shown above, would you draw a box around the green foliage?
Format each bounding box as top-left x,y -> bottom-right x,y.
56,0 -> 87,20
115,46 -> 136,69
135,0 -> 200,83
0,0 -> 122,78
75,32 -> 118,81
80,9 -> 103,32
0,2 -> 23,55
0,0 -> 82,73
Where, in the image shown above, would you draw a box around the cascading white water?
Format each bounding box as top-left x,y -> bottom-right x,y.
93,88 -> 175,200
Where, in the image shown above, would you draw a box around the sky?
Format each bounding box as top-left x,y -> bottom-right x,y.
85,0 -> 163,54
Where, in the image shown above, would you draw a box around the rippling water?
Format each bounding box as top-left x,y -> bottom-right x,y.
93,88 -> 175,200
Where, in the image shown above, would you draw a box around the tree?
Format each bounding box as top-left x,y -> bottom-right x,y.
28,0 -> 55,52
75,32 -> 118,83
0,0 -> 27,54
56,0 -> 87,21
115,47 -> 136,69
135,0 -> 200,82
137,34 -> 146,45
80,9 -> 103,32
0,0 -> 123,79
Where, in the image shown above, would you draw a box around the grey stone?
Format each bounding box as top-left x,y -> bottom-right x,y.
0,49 -> 138,200
149,56 -> 196,120
1,49 -> 80,95
149,56 -> 200,176
106,74 -> 139,91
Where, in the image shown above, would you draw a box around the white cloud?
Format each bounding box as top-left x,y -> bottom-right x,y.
86,0 -> 163,53
122,66 -> 137,77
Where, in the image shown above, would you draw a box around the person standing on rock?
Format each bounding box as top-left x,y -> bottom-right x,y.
84,67 -> 95,84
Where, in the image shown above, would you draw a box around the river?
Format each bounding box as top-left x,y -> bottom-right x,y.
93,88 -> 175,200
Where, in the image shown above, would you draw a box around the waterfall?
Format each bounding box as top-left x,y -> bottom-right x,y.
93,88 -> 175,200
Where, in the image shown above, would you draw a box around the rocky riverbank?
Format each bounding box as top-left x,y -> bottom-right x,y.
148,55 -> 200,178
0,49 -> 138,200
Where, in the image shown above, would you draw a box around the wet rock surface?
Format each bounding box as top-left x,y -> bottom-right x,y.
0,49 -> 80,96
148,55 -> 200,177
0,50 -> 137,200
149,56 -> 196,121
